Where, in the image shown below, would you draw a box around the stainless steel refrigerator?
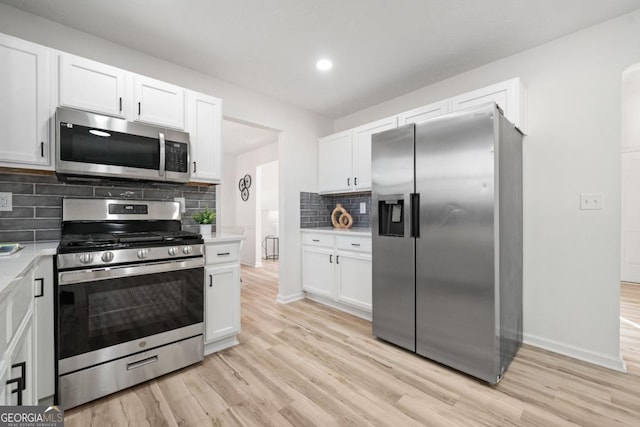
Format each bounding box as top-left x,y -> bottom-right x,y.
372,102 -> 523,384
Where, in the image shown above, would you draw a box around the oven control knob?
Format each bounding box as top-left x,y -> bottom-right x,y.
183,246 -> 193,255
79,253 -> 94,264
168,247 -> 178,256
101,251 -> 114,263
137,249 -> 149,259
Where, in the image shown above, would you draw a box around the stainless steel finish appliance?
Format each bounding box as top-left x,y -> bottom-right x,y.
372,103 -> 523,384
56,199 -> 205,408
56,107 -> 191,183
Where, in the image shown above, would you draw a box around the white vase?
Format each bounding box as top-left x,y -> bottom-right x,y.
199,224 -> 212,237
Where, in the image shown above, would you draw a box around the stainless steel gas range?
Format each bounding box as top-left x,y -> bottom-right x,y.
55,198 -> 205,409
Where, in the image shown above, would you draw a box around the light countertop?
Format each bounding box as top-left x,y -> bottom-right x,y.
203,233 -> 246,244
0,241 -> 58,298
300,227 -> 371,237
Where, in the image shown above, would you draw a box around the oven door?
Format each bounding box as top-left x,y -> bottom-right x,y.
57,258 -> 204,375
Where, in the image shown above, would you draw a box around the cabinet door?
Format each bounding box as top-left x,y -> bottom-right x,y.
33,256 -> 54,401
59,54 -> 127,117
0,34 -> 51,169
301,246 -> 335,298
6,323 -> 34,406
450,78 -> 526,133
133,75 -> 185,129
318,131 -> 353,194
352,116 -> 397,191
398,100 -> 451,125
205,264 -> 240,343
336,251 -> 372,312
187,91 -> 222,183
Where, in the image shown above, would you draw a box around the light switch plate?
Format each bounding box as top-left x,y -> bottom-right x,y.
580,193 -> 603,210
0,192 -> 12,211
360,202 -> 366,214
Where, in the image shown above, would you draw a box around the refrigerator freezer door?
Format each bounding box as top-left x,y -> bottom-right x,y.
372,124 -> 416,351
415,104 -> 498,383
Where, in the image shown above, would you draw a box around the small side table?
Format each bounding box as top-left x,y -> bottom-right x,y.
264,235 -> 279,261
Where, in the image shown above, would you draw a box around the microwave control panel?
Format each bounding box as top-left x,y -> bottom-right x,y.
165,142 -> 188,173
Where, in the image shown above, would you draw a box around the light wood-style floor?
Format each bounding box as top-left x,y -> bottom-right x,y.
66,265 -> 640,426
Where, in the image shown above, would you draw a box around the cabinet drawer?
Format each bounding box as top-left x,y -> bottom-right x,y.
302,233 -> 334,247
10,275 -> 33,339
206,243 -> 239,265
336,235 -> 372,253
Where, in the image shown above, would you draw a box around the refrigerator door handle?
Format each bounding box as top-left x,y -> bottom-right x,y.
410,193 -> 420,238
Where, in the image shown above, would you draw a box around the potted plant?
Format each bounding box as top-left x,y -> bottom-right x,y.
193,206 -> 216,237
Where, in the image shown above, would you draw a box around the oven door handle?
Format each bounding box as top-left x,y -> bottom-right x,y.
58,258 -> 204,285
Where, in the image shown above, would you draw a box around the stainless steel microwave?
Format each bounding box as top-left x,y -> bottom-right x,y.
55,107 -> 191,183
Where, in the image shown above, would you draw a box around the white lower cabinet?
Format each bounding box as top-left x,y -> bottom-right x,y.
204,239 -> 242,355
301,231 -> 372,318
5,323 -> 34,406
205,264 -> 240,343
335,251 -> 372,312
301,246 -> 335,298
33,256 -> 54,403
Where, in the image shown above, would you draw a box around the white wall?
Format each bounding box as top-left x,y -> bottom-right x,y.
334,10 -> 640,370
0,3 -> 333,303
259,160 -> 280,258
232,143 -> 278,266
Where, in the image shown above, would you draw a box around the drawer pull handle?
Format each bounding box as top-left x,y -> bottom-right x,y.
7,377 -> 23,405
34,277 -> 44,298
336,255 -> 340,264
127,355 -> 158,370
40,142 -> 45,157
312,239 -> 320,242
209,274 -> 213,287
351,243 -> 361,247
138,102 -> 141,116
119,97 -> 123,113
329,254 -> 333,263
217,252 -> 230,256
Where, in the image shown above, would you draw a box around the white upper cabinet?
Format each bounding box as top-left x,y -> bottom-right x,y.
398,100 -> 451,125
59,54 -> 127,117
352,116 -> 397,191
319,116 -> 397,194
451,77 -> 527,133
132,75 -> 185,129
186,91 -> 222,183
318,131 -> 353,193
0,33 -> 51,170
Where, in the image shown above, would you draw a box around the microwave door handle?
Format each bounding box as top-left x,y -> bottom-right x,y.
159,132 -> 166,177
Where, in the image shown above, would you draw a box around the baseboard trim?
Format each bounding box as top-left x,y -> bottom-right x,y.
276,292 -> 305,304
523,333 -> 627,372
305,293 -> 372,321
204,335 -> 239,355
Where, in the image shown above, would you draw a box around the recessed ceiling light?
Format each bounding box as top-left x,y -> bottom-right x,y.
316,59 -> 333,71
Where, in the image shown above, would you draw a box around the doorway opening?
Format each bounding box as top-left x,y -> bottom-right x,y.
218,118 -> 280,269
620,63 -> 640,372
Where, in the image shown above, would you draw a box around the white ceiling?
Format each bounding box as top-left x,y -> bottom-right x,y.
222,120 -> 278,156
2,0 -> 639,119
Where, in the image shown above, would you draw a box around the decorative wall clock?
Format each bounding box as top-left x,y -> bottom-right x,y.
238,174 -> 252,201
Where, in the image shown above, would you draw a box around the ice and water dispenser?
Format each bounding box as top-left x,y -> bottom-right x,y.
378,195 -> 405,237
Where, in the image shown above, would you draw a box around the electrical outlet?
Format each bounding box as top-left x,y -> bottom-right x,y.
360,202 -> 366,214
0,192 -> 12,212
580,193 -> 604,210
